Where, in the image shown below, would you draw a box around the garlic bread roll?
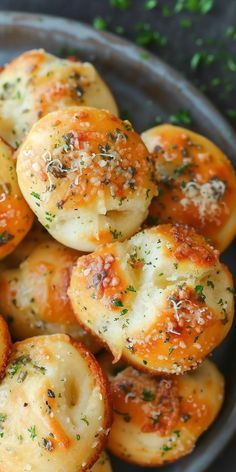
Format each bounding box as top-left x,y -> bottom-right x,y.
91,452 -> 112,472
0,334 -> 112,472
69,224 -> 234,374
0,240 -> 100,352
17,107 -> 156,251
100,354 -> 224,466
0,316 -> 12,378
0,137 -> 33,260
0,49 -> 118,147
141,124 -> 236,252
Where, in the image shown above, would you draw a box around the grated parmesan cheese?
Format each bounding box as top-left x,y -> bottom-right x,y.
180,178 -> 226,223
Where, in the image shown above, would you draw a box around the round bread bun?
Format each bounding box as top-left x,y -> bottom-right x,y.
69,224 -> 234,374
0,49 -> 118,147
0,334 -> 112,472
0,315 -> 12,378
0,137 -> 33,260
91,452 -> 112,472
5,220 -> 51,268
141,124 -> 236,252
16,106 -> 156,251
99,353 -> 224,466
0,240 -> 100,352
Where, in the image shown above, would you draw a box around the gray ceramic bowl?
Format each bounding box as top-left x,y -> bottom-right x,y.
0,11 -> 235,472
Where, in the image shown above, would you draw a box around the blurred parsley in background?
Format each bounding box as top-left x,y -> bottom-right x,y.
91,0 -> 236,127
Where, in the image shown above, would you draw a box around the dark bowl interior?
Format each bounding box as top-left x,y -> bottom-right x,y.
0,12 -> 235,472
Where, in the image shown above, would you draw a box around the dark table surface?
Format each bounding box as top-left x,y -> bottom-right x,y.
0,0 -> 235,471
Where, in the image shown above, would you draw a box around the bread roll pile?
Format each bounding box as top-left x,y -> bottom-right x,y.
0,49 -> 234,470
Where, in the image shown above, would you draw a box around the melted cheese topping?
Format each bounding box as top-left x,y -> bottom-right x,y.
180,179 -> 227,224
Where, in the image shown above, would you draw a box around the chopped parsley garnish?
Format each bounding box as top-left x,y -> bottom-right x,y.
110,0 -> 130,8
110,229 -> 122,239
226,26 -> 236,40
174,162 -> 191,176
227,109 -> 236,120
31,191 -> 41,200
140,51 -> 150,59
135,23 -> 167,47
28,425 -> 37,440
81,415 -> 89,426
7,355 -> 46,378
207,280 -> 215,288
175,0 -> 215,14
120,308 -> 128,316
127,285 -> 136,292
142,388 -> 156,401
195,285 -> 206,301
112,298 -> 123,307
93,17 -> 108,30
191,51 -> 215,70
144,0 -> 158,9
115,25 -> 125,34
227,57 -> 236,72
169,109 -> 192,125
226,287 -> 235,295
0,231 -> 14,246
180,18 -> 192,28
113,409 -> 131,422
7,355 -> 31,377
154,115 -> 163,125
0,414 -> 7,438
161,444 -> 172,452
162,5 -> 172,16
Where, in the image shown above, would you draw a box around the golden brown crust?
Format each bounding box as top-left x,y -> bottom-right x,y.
0,334 -> 112,472
69,224 -> 234,374
141,124 -> 236,252
0,315 -> 12,379
99,353 -> 224,466
0,137 -> 33,260
0,49 -> 118,147
17,106 -> 156,251
90,452 -> 112,472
